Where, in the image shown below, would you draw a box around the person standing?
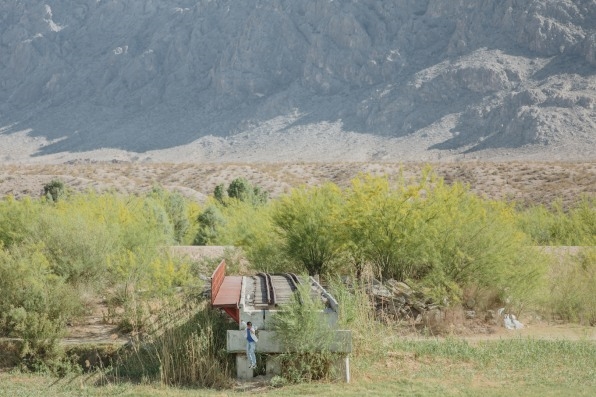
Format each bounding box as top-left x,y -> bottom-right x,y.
244,321 -> 258,369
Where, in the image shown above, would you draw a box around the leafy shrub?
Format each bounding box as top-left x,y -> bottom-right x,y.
147,186 -> 193,244
0,196 -> 41,247
43,179 -> 66,203
22,192 -> 182,289
0,243 -> 82,370
543,247 -> 596,325
0,189 -> 196,370
271,282 -> 338,383
194,205 -> 226,245
340,171 -> 545,307
518,196 -> 596,245
272,183 -> 344,276
30,209 -> 116,285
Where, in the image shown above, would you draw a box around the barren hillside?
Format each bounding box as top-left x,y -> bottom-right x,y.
0,0 -> 594,163
1,161 -> 594,209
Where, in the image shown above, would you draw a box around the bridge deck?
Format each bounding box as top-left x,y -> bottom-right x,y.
212,276 -> 242,307
210,260 -> 242,323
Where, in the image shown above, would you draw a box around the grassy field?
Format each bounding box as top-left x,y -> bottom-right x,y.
1,337 -> 594,397
1,160 -> 594,396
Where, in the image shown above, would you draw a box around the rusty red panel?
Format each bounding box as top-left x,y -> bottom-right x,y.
210,259 -> 242,323
223,307 -> 240,324
212,276 -> 242,307
211,260 -> 226,305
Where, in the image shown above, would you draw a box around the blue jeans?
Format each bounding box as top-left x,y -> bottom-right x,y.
247,341 -> 256,366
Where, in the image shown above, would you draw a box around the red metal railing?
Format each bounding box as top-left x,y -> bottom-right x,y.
211,259 -> 226,306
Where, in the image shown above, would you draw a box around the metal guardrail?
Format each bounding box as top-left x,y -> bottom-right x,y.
210,259 -> 226,306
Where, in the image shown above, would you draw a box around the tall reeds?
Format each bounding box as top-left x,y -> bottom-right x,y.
157,304 -> 233,388
111,299 -> 234,389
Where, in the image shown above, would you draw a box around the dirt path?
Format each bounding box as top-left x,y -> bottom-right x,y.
59,318 -> 596,348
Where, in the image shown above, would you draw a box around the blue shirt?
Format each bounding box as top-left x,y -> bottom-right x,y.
247,328 -> 255,342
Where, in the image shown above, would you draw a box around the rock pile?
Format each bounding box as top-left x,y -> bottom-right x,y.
365,278 -> 527,334
366,279 -> 442,325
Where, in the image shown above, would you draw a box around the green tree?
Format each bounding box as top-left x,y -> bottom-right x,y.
341,173 -> 424,279
214,184 -> 227,203
0,196 -> 41,247
194,205 -> 225,245
225,177 -> 268,206
340,171 -> 544,306
272,184 -> 343,276
213,199 -> 288,272
227,177 -> 251,201
43,179 -> 66,203
148,186 -> 191,244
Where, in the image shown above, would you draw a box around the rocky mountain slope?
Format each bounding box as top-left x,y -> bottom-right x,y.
0,0 -> 595,163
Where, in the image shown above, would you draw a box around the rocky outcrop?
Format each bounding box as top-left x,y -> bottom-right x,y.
0,0 -> 594,159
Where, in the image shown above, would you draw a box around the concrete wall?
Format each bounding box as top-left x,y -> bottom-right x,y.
227,330 -> 352,353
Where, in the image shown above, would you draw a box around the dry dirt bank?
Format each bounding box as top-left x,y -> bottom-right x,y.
1,161 -> 594,208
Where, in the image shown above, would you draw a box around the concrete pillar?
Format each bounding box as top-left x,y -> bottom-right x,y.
344,355 -> 350,383
333,355 -> 350,383
235,354 -> 253,379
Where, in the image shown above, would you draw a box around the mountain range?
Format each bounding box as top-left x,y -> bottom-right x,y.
1,0 -> 595,163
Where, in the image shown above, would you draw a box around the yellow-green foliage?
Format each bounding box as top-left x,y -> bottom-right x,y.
0,190 -> 195,363
411,180 -> 544,306
337,171 -> 544,305
543,247 -> 596,325
270,281 -> 338,383
212,199 -> 287,272
107,250 -> 190,299
271,183 -> 344,276
0,196 -> 41,247
26,192 -> 189,290
0,243 -> 81,365
341,172 -> 428,279
214,199 -> 271,247
147,186 -> 195,244
328,277 -> 385,362
518,196 -> 596,245
218,169 -> 545,308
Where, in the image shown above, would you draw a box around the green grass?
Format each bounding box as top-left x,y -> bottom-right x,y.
2,338 -> 594,397
0,372 -> 594,397
383,338 -> 596,391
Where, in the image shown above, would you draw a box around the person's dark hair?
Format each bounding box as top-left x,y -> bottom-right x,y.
247,321 -> 252,326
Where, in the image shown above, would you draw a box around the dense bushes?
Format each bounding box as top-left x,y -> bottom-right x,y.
272,183 -> 344,276
0,189 -> 197,368
518,197 -> 596,245
270,282 -> 339,383
208,171 -> 546,307
542,247 -> 596,325
0,168 -> 592,374
0,243 -> 81,365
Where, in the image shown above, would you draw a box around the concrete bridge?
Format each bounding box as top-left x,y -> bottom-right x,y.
210,260 -> 352,381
